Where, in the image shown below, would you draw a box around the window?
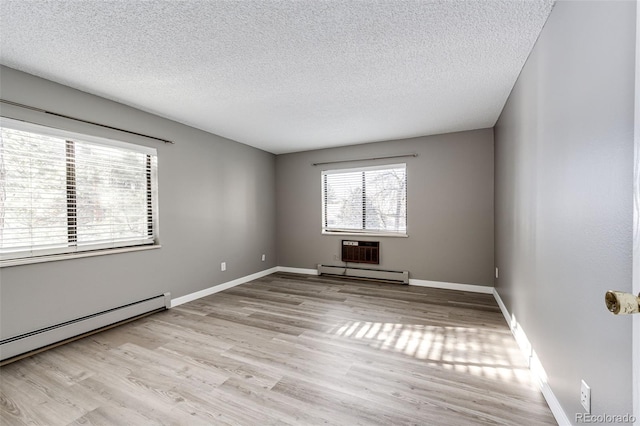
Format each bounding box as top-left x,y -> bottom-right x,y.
322,163 -> 407,235
0,118 -> 158,262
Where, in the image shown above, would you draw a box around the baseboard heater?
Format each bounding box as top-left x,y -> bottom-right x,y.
317,264 -> 409,284
0,293 -> 171,364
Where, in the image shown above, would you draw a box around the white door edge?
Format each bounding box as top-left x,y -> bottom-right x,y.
633,2 -> 639,424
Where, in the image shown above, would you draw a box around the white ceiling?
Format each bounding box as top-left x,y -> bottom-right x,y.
0,0 -> 554,154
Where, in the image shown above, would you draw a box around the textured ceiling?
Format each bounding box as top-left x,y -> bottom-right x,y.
0,0 -> 554,154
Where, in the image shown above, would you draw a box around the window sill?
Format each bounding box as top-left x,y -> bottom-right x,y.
322,231 -> 408,238
0,244 -> 162,268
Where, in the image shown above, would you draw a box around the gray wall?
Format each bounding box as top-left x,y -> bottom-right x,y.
276,129 -> 494,286
0,66 -> 277,340
494,0 -> 635,421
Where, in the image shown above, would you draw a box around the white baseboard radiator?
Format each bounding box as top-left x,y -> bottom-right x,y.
317,264 -> 409,284
0,293 -> 171,364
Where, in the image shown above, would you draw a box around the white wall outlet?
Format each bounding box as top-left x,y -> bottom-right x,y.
221,262 -> 226,272
495,267 -> 499,278
580,379 -> 591,413
261,254 -> 266,262
334,254 -> 339,261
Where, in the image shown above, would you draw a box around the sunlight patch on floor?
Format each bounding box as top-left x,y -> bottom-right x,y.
329,321 -> 535,386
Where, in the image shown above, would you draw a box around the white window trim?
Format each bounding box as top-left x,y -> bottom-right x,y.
321,163 -> 408,236
321,230 -> 408,238
0,244 -> 161,268
0,117 -> 160,265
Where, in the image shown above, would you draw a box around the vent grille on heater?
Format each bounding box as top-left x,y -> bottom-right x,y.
342,240 -> 379,264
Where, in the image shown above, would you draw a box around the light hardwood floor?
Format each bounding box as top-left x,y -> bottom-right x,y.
0,272 -> 556,425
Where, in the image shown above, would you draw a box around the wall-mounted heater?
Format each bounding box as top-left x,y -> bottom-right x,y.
318,240 -> 407,283
317,264 -> 409,284
0,293 -> 171,364
342,240 -> 379,264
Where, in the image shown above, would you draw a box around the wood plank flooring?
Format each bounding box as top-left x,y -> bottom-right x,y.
0,272 -> 556,425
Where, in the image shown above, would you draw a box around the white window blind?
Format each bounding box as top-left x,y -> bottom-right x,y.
0,117 -> 158,261
322,163 -> 407,235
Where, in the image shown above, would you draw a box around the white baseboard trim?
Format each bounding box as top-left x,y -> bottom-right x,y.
409,278 -> 494,294
533,352 -> 572,426
170,267 -> 278,308
276,266 -> 319,275
275,269 -> 494,293
493,288 -> 511,325
492,289 -> 571,426
492,289 -> 532,361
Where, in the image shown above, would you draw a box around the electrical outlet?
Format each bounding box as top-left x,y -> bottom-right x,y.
221,262 -> 226,272
333,254 -> 339,261
580,380 -> 591,413
261,254 -> 266,262
495,267 -> 499,278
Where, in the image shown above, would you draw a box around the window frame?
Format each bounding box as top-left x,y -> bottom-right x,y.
321,163 -> 408,237
0,117 -> 160,266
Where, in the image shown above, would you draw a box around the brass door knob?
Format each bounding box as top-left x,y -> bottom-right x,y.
605,291 -> 640,315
